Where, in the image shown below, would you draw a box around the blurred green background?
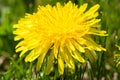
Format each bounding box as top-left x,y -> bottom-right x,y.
0,0 -> 120,80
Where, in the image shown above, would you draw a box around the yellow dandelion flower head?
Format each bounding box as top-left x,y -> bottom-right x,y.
13,1 -> 107,75
114,54 -> 120,67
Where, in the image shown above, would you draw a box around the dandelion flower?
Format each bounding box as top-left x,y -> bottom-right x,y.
116,45 -> 120,50
114,54 -> 120,67
116,62 -> 120,67
114,45 -> 120,67
13,1 -> 107,75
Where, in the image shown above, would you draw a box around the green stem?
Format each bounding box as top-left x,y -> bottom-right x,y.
97,52 -> 104,80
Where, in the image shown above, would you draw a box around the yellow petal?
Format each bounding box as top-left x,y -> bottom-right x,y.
59,46 -> 75,70
70,39 -> 85,52
16,46 -> 28,57
79,3 -> 88,14
20,49 -> 28,57
53,40 -> 59,59
85,49 -> 97,63
25,50 -> 40,62
25,41 -> 51,62
115,45 -> 120,50
45,50 -> 54,75
16,41 -> 24,48
25,39 -> 40,49
88,28 -> 108,36
66,41 -> 85,63
87,19 -> 101,26
72,50 -> 85,63
16,46 -> 26,52
83,36 -> 106,51
85,4 -> 100,16
36,52 -> 47,71
58,55 -> 64,75
116,62 -> 120,67
67,39 -> 76,51
14,36 -> 22,41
